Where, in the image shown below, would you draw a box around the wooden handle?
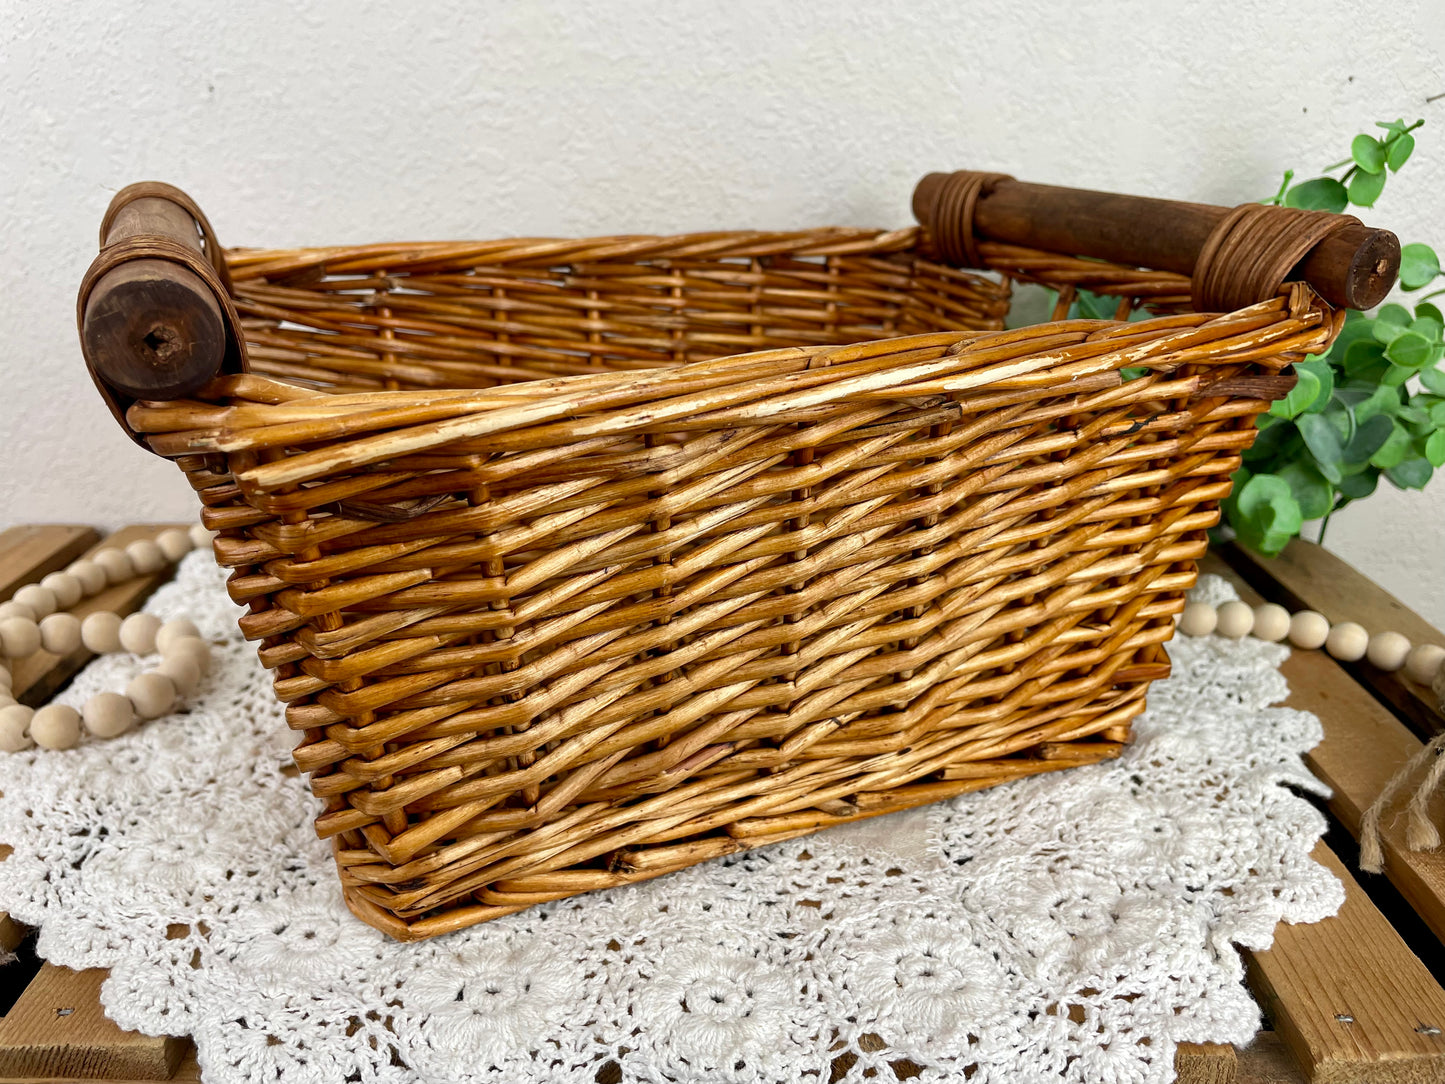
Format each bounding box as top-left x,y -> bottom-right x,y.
80,195 -> 227,400
913,173 -> 1401,310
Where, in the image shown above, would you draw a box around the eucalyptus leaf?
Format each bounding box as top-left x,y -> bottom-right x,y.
1351,133 -> 1386,173
1421,367 -> 1445,396
1387,331 -> 1433,369
1383,364 -> 1415,387
1296,358 -> 1334,413
1344,338 -> 1388,376
1387,131 -> 1416,171
1342,412 -> 1394,468
1369,422 -> 1411,469
1412,315 -> 1444,341
1338,471 -> 1378,500
1268,367 -> 1321,419
1348,169 -> 1386,207
1355,384 -> 1402,423
1401,244 -> 1442,290
1416,302 -> 1444,325
1285,177 -> 1349,213
1276,461 -> 1333,520
1427,430 -> 1445,469
1387,458 -> 1434,490
1297,413 -> 1345,483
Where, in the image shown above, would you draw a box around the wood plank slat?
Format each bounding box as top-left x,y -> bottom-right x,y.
0,528 -> 100,604
1176,1041 -> 1239,1083
0,1048 -> 199,1084
0,965 -> 187,1081
8,526 -> 187,709
1201,552 -> 1445,949
1245,842 -> 1445,1084
1221,539 -> 1445,737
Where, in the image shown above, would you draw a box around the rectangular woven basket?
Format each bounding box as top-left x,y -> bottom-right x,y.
76,171 -> 1369,939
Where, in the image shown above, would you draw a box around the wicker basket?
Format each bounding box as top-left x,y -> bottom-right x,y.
75,171 -> 1392,940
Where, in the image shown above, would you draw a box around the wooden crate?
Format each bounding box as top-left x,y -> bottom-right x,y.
3,526 -> 1445,1083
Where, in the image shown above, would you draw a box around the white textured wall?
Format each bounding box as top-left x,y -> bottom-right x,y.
3,1 -> 1443,621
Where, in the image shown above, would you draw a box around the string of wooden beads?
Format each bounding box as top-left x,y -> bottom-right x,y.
0,616 -> 212,752
1178,599 -> 1445,687
0,524 -> 216,754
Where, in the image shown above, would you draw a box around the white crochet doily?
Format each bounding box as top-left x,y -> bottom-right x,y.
0,553 -> 1342,1084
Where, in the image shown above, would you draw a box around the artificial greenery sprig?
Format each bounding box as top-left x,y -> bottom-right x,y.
1220,118 -> 1444,556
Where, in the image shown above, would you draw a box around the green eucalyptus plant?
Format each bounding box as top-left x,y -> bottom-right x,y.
1220,118 -> 1445,555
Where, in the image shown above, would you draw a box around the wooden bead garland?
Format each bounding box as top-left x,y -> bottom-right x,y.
0,618 -> 212,750
0,525 -> 217,752
1177,598 -> 1445,691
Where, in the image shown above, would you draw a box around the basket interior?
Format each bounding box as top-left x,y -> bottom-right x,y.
227,232 -> 1012,391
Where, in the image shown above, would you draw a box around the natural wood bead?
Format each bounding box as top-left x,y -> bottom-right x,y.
40,571 -> 84,609
1179,602 -> 1217,637
0,664 -> 11,688
0,704 -> 34,753
157,528 -> 193,562
13,584 -> 58,619
1288,611 -> 1331,650
65,559 -> 108,596
92,548 -> 135,585
0,601 -> 35,623
39,613 -> 83,656
155,655 -> 201,696
1215,600 -> 1254,639
83,691 -> 136,739
80,611 -> 124,654
1366,630 -> 1412,672
119,612 -> 163,655
1252,603 -> 1291,643
1405,644 -> 1445,686
164,637 -> 211,675
156,618 -> 201,655
0,617 -> 41,658
126,672 -> 176,719
30,704 -> 82,750
125,539 -> 166,575
1326,621 -> 1369,662
189,523 -> 215,549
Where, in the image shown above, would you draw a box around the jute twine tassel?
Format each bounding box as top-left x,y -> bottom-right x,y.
1360,729 -> 1445,874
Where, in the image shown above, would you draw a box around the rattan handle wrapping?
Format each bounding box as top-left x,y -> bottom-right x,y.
913,171 -> 1401,312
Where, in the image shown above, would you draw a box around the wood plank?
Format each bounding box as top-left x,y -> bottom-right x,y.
1200,552 -> 1445,949
1245,842 -> 1445,1083
0,1046 -> 198,1083
9,526 -> 186,709
0,965 -> 187,1080
0,528 -> 99,603
1177,1041 -> 1239,1083
1221,539 -> 1445,738
1238,1032 -> 1308,1084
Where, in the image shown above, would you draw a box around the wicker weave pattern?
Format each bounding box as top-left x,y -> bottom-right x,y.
126,230 -> 1339,939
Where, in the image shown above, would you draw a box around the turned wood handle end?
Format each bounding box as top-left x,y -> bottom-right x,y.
80,193 -> 228,401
